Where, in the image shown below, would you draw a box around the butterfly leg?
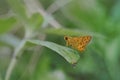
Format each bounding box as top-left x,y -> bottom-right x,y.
66,42 -> 69,46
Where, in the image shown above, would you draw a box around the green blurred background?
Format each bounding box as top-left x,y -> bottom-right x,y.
0,0 -> 120,80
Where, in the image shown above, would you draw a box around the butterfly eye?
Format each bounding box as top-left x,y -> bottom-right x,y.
64,36 -> 68,40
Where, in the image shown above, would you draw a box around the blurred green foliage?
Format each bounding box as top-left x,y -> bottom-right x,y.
0,0 -> 120,80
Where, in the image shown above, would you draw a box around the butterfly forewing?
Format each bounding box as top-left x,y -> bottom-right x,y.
77,36 -> 91,51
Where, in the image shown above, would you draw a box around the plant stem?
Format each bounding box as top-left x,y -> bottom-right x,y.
5,38 -> 27,80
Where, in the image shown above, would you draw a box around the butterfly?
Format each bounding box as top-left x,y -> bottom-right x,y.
64,36 -> 92,52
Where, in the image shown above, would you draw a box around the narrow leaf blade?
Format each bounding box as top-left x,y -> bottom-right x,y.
27,40 -> 80,64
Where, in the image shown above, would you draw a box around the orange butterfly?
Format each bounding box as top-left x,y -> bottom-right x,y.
64,36 -> 92,52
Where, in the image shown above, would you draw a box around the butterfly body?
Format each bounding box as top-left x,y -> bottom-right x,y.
64,36 -> 92,52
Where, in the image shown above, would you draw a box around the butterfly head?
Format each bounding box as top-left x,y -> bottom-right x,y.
64,36 -> 70,41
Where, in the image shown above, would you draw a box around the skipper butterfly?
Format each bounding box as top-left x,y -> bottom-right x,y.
64,36 -> 92,52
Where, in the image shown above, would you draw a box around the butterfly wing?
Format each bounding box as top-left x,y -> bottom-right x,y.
70,37 -> 82,49
64,36 -> 92,52
82,36 -> 92,45
77,36 -> 92,52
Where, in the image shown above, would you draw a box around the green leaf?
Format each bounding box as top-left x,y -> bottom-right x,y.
62,0 -> 106,31
105,37 -> 120,80
7,0 -> 43,29
42,28 -> 105,39
0,0 -> 9,15
28,13 -> 43,29
110,0 -> 120,31
7,0 -> 27,20
0,17 -> 16,34
111,0 -> 120,23
27,40 -> 80,64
